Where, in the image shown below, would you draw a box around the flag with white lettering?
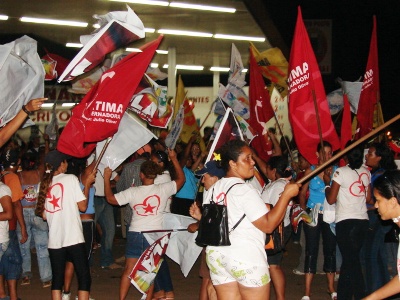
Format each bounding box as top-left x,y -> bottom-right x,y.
129,233 -> 171,297
356,15 -> 380,139
228,43 -> 247,89
288,7 -> 340,165
129,73 -> 173,128
0,35 -> 44,126
165,104 -> 184,150
248,47 -> 274,161
96,112 -> 156,173
57,36 -> 163,157
58,5 -> 145,82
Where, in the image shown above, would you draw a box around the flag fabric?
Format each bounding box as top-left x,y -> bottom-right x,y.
173,75 -> 186,121
218,83 -> 250,119
129,73 -> 173,128
288,7 -> 340,165
356,16 -> 380,139
143,213 -> 203,277
340,94 -> 353,149
0,35 -> 44,126
206,107 -> 243,162
248,47 -> 275,161
68,61 -> 110,95
250,43 -> 289,97
96,112 -> 156,173
269,88 -> 292,141
129,233 -> 171,298
337,78 -> 363,113
165,104 -> 184,150
57,36 -> 163,157
58,5 -> 145,82
228,43 -> 247,89
45,104 -> 59,141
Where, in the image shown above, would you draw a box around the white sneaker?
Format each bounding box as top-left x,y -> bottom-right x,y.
301,296 -> 311,300
62,292 -> 71,300
75,296 -> 95,300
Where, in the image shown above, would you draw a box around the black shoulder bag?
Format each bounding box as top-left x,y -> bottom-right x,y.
195,183 -> 244,247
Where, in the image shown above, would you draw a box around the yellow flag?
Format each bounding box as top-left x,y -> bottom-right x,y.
173,75 -> 186,121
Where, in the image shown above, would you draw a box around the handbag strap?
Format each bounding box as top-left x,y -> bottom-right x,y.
224,182 -> 245,234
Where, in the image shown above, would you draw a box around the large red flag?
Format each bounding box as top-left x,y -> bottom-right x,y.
248,47 -> 275,161
341,94 -> 352,150
356,16 -> 379,139
288,7 -> 340,165
58,36 -> 163,157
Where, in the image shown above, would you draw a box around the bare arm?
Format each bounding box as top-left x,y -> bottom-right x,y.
168,148 -> 185,191
13,201 -> 28,243
251,149 -> 267,177
252,182 -> 300,233
0,196 -> 13,221
179,134 -> 197,168
0,98 -> 47,148
325,181 -> 339,205
269,130 -> 282,157
363,275 -> 400,300
299,167 -> 312,210
104,167 -> 120,206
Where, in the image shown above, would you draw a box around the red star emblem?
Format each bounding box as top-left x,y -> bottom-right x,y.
49,195 -> 61,209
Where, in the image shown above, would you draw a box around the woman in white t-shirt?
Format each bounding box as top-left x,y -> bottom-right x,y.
35,150 -> 96,300
103,148 -> 185,300
325,145 -> 372,299
190,140 -> 300,300
0,182 -> 13,261
261,156 -> 293,300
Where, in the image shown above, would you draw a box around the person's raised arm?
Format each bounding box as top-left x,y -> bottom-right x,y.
104,167 -> 119,206
168,148 -> 185,191
179,134 -> 197,168
0,98 -> 47,148
251,149 -> 267,177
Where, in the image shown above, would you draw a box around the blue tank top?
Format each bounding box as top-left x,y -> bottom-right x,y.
306,165 -> 337,210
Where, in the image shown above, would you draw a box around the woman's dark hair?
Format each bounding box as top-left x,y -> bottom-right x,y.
373,170 -> 400,204
219,140 -> 248,172
317,140 -> 332,153
35,163 -> 55,217
267,156 -> 292,178
140,161 -> 163,179
346,144 -> 364,170
20,152 -> 39,171
153,150 -> 168,166
370,142 -> 398,171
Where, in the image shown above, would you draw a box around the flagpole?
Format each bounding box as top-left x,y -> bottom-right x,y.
93,137 -> 113,170
271,110 -> 295,163
199,99 -> 217,131
312,89 -> 326,160
297,114 -> 400,184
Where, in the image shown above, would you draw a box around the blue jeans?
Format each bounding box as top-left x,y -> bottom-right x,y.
0,231 -> 22,280
16,208 -> 52,282
361,210 -> 391,294
154,259 -> 174,293
304,214 -> 336,273
94,196 -> 115,267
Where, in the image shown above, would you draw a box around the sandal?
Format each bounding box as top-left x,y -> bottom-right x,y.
21,276 -> 30,285
329,292 -> 337,300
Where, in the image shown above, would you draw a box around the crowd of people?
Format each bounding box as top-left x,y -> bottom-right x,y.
0,101 -> 400,300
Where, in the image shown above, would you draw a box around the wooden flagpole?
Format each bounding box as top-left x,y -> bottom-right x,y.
297,114 -> 400,184
93,137 -> 113,170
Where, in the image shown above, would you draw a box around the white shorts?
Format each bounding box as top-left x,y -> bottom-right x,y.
206,248 -> 270,287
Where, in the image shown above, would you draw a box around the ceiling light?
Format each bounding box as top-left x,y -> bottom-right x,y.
41,103 -> 55,108
93,24 -> 100,29
169,2 -> 236,13
20,17 -> 88,27
125,48 -> 142,52
110,0 -> 169,6
214,34 -> 265,42
66,43 -> 83,48
62,103 -> 76,107
163,64 -> 204,71
150,63 -> 159,68
0,15 -> 9,21
158,29 -> 212,37
210,67 -> 230,72
145,27 -> 155,33
156,50 -> 168,54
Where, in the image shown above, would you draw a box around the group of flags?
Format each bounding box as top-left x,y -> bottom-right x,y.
0,4 -> 383,298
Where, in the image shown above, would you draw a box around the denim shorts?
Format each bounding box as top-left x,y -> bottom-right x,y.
0,231 -> 22,280
126,231 -> 150,258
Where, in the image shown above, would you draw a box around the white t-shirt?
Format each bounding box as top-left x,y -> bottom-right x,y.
203,177 -> 269,266
261,178 -> 292,227
0,182 -> 10,244
114,181 -> 177,232
332,165 -> 370,223
45,173 -> 86,249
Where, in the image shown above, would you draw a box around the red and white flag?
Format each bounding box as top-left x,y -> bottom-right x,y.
341,94 -> 353,150
58,5 -> 145,82
288,7 -> 340,165
57,36 -> 163,157
356,16 -> 380,139
129,233 -> 171,298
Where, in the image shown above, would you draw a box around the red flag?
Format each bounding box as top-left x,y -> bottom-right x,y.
288,7 -> 340,165
248,47 -> 275,161
341,94 -> 352,150
57,36 -> 163,157
356,16 -> 379,138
